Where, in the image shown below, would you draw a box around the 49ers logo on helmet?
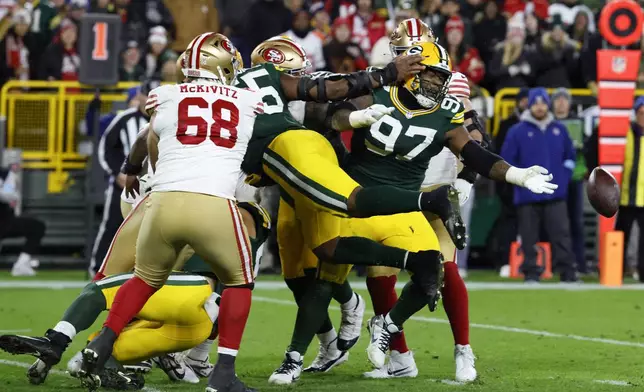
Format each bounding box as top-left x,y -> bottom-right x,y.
221,39 -> 235,54
263,48 -> 285,64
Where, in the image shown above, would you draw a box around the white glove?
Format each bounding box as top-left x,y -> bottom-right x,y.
505,166 -> 559,194
349,104 -> 394,128
454,178 -> 473,206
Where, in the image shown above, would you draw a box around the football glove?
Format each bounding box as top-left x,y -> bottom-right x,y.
349,104 -> 394,128
505,166 -> 558,194
454,178 -> 473,206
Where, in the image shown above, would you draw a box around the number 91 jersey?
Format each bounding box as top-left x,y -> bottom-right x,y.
147,83 -> 263,200
346,86 -> 465,190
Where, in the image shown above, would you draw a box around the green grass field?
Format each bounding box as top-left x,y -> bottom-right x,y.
1,272 -> 644,392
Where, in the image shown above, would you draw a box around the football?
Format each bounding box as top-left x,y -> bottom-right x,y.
586,167 -> 620,218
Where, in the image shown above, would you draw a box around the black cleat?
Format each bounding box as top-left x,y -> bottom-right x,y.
406,250 -> 444,311
123,359 -> 153,374
0,329 -> 70,385
99,367 -> 145,390
79,327 -> 117,392
421,185 -> 467,249
206,376 -> 257,392
207,364 -> 256,392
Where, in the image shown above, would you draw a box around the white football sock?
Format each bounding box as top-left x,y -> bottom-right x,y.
53,321 -> 77,340
317,328 -> 338,348
188,339 -> 214,361
340,292 -> 358,310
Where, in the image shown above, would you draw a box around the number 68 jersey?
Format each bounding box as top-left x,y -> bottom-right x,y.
345,86 -> 465,190
146,82 -> 263,200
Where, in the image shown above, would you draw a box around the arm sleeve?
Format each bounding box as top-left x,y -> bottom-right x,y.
98,115 -> 125,176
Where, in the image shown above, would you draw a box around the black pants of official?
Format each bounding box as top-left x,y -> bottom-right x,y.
517,200 -> 576,281
0,214 -> 46,255
89,182 -> 123,275
615,206 -> 644,280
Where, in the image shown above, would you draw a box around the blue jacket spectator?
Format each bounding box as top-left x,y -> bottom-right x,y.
500,87 -> 577,282
501,88 -> 575,206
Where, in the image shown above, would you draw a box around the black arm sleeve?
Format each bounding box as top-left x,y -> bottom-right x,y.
296,62 -> 398,102
460,140 -> 503,178
457,166 -> 478,184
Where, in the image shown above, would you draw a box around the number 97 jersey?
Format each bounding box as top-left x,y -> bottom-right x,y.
346,86 -> 465,190
146,83 -> 264,200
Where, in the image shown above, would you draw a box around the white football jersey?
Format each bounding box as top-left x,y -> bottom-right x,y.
421,73 -> 470,188
146,82 -> 263,199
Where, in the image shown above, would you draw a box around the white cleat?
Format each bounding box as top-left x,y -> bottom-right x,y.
11,256 -> 36,276
304,338 -> 348,373
366,315 -> 400,369
152,353 -> 199,384
184,354 -> 214,378
338,293 -> 366,351
268,351 -> 303,385
454,344 -> 477,382
67,351 -> 83,377
363,350 -> 419,379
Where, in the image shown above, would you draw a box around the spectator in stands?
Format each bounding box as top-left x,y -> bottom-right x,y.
29,0 -> 59,79
125,0 -> 175,46
552,88 -> 588,275
523,11 -> 542,51
68,0 -> 87,27
444,15 -> 484,86
90,79 -> 158,278
503,0 -> 548,20
488,17 -> 535,93
614,97 -> 644,282
501,87 -> 577,283
310,3 -> 332,43
324,17 -> 368,73
459,0 -> 485,22
0,164 -> 45,277
119,40 -> 144,82
38,19 -> 80,82
89,0 -> 116,13
567,8 -> 594,88
473,0 -> 506,67
535,15 -> 577,88
284,9 -> 326,71
142,26 -> 176,79
0,9 -> 32,86
348,0 -> 387,53
434,0 -> 461,44
164,0 -> 220,54
245,0 -> 292,55
418,0 -> 442,33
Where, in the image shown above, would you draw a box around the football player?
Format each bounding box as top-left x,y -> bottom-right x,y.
361,18 -> 479,382
312,41 -> 557,376
79,33 -> 266,392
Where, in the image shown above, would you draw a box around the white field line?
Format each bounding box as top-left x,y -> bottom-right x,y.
252,296 -> 644,349
3,280 -> 644,291
0,359 -> 165,392
593,380 -> 632,387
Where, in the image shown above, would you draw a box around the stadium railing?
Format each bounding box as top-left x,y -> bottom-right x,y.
0,80 -> 140,192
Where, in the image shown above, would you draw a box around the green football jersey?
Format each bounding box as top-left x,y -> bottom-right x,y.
235,64 -> 303,177
345,86 -> 465,190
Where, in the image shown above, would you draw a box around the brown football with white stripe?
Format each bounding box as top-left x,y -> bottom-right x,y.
586,167 -> 620,217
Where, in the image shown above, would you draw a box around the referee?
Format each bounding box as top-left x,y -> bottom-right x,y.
89,79 -> 159,277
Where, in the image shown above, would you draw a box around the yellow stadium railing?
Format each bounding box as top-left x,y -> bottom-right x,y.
1,80 -> 140,192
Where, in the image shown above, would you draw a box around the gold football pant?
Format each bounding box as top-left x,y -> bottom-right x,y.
135,192 -> 253,288
97,194 -> 193,277
94,273 -> 215,363
277,197 -> 318,279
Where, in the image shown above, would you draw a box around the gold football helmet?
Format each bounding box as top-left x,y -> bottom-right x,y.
183,33 -> 240,85
251,36 -> 311,76
390,18 -> 436,57
403,42 -> 452,109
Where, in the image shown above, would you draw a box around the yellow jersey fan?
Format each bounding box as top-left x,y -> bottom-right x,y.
182,33 -> 240,85
389,18 -> 436,57
403,42 -> 452,109
250,36 -> 311,76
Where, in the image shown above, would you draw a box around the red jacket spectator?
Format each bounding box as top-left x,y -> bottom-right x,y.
348,0 -> 387,53
445,16 -> 485,84
503,0 -> 548,20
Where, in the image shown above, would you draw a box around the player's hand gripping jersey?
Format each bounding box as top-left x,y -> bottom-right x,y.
146,82 -> 263,199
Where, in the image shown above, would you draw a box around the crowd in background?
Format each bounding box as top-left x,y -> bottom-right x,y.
0,0 -> 641,94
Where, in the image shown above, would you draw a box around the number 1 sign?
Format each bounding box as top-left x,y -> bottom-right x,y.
79,14 -> 121,85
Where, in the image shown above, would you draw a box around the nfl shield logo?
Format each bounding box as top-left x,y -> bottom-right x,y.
611,56 -> 627,74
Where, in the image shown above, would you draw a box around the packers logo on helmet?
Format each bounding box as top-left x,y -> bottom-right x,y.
183,33 -> 240,85
403,42 -> 452,109
390,18 -> 436,57
251,36 -> 311,76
